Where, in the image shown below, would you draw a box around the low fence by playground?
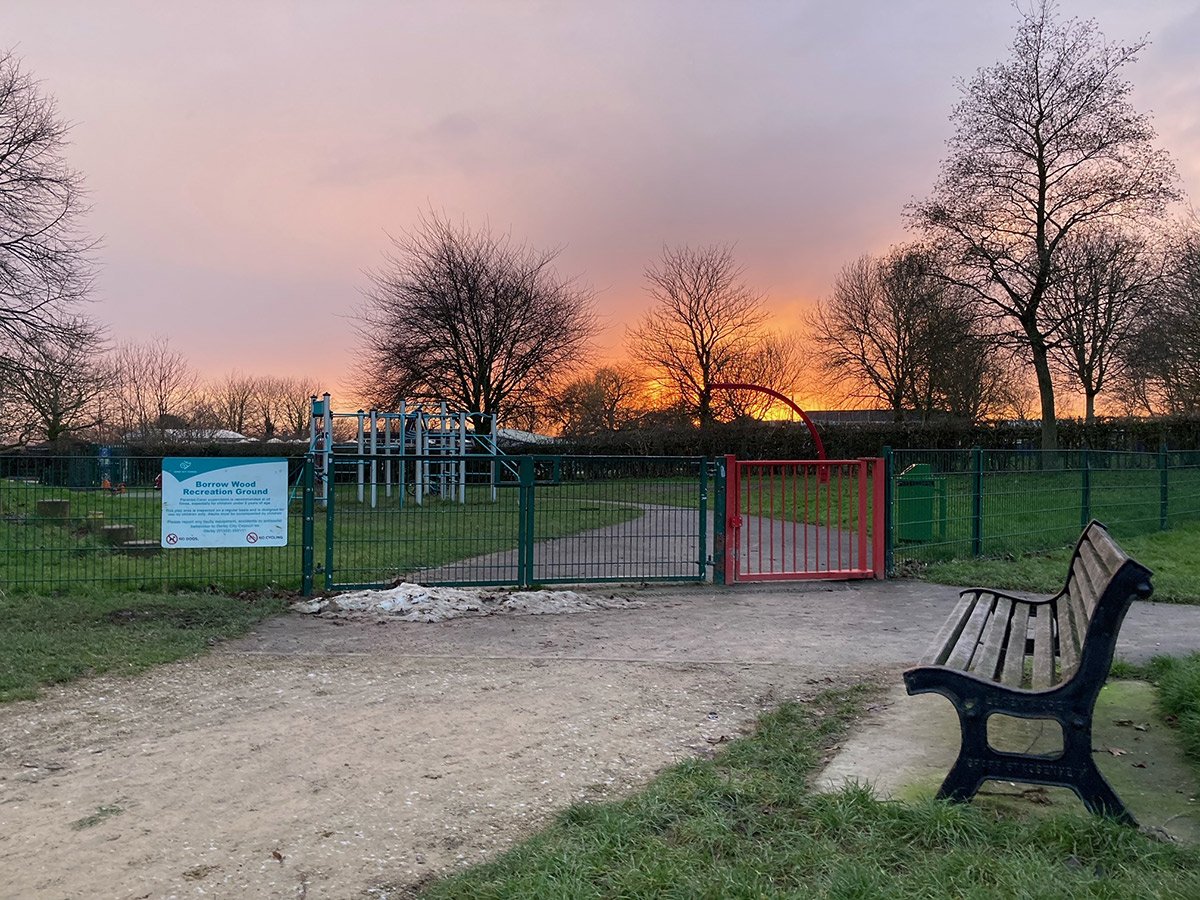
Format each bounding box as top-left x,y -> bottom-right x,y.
4,446 -> 1200,595
886,447 -> 1200,569
0,452 -> 710,595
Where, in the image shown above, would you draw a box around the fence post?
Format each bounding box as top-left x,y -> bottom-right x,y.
882,446 -> 894,576
724,453 -> 739,584
971,446 -> 984,557
324,459 -> 335,591
712,458 -> 725,583
302,455 -> 315,596
1159,443 -> 1169,530
698,459 -> 708,581
1080,447 -> 1091,528
517,456 -> 535,587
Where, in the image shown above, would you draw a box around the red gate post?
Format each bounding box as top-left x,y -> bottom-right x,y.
871,457 -> 886,579
724,454 -> 739,585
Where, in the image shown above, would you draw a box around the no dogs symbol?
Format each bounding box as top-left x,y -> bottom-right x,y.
165,533 -> 179,545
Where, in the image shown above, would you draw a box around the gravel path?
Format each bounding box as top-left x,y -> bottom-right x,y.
3,580 -> 1199,899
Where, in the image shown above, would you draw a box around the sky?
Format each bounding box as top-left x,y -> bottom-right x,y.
4,0 -> 1199,407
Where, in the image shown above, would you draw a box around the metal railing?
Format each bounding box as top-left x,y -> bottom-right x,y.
1,451 -> 710,595
322,454 -> 709,589
886,447 -> 1200,569
0,453 -> 309,594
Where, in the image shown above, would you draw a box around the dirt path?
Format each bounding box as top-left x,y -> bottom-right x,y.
3,581 -> 1199,899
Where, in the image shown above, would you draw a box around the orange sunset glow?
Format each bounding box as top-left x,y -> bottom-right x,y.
2,1 -> 1197,412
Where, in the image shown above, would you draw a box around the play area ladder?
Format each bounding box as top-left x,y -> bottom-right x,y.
722,456 -> 886,582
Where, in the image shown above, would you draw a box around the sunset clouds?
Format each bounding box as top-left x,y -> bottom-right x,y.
3,0 -> 1197,394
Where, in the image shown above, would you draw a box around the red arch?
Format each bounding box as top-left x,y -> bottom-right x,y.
710,382 -> 827,460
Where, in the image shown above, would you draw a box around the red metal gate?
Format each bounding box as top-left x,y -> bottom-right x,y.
724,457 -> 885,582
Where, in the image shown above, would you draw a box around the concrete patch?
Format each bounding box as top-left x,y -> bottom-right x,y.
819,680 -> 1200,841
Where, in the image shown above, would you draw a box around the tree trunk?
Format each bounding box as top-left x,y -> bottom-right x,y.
698,388 -> 713,427
1085,391 -> 1096,427
1031,343 -> 1058,452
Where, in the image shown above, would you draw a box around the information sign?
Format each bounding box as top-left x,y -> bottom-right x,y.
161,458 -> 289,548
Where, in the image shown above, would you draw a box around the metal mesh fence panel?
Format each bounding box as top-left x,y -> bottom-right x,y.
323,454 -> 522,589
527,456 -> 707,584
891,448 -> 1200,566
0,453 -> 307,594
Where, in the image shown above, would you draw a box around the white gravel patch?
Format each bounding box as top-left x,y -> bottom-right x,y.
292,582 -> 642,622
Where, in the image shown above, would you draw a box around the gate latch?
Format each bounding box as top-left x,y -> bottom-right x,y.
729,515 -> 743,528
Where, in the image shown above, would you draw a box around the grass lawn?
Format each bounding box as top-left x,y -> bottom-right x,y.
421,682 -> 1200,899
0,589 -> 287,702
917,521 -> 1200,603
1148,653 -> 1200,768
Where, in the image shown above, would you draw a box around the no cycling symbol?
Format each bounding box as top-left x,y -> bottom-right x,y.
165,533 -> 179,545
246,532 -> 259,544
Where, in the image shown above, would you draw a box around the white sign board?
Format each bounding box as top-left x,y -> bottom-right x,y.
161,458 -> 289,548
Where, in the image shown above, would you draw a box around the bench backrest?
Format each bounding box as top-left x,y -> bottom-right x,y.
1056,520 -> 1152,685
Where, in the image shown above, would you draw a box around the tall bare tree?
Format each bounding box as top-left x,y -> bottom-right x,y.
1046,227 -> 1162,424
909,1 -> 1181,448
627,244 -> 768,426
109,337 -> 197,438
252,375 -> 320,439
1,323 -> 111,445
1118,226 -> 1200,415
355,212 -> 597,434
203,371 -> 259,435
811,246 -> 999,422
0,50 -> 94,349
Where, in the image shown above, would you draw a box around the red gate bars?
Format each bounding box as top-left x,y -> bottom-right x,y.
724,456 -> 886,582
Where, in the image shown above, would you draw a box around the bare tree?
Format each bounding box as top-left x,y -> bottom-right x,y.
251,375 -> 320,440
203,371 -> 259,435
1045,227 -> 1162,424
0,50 -> 94,348
711,332 -> 805,421
109,337 -> 197,438
1118,226 -> 1200,414
355,212 -> 597,434
909,1 -> 1181,448
0,323 -> 111,445
548,365 -> 645,436
627,244 -> 768,426
810,246 -> 997,422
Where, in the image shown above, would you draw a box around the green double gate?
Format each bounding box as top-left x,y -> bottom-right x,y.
302,454 -> 712,593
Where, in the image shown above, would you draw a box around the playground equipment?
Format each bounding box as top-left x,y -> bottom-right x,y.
309,394 -> 504,507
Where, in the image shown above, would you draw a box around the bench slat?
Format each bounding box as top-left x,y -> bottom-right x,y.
1080,540 -> 1118,590
1086,527 -> 1128,573
921,591 -> 981,666
1055,597 -> 1080,680
1073,555 -> 1100,616
946,592 -> 996,671
1031,606 -> 1055,689
969,595 -> 1012,681
1000,602 -> 1032,688
1066,579 -> 1089,649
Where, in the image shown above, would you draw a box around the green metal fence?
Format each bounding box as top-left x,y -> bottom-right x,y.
322,454 -> 709,589
0,453 -> 310,594
1,451 -> 710,594
886,447 -> 1200,569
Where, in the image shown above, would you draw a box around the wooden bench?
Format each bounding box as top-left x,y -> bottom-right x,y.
904,520 -> 1153,824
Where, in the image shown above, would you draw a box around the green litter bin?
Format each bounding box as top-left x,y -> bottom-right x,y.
897,463 -> 937,543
